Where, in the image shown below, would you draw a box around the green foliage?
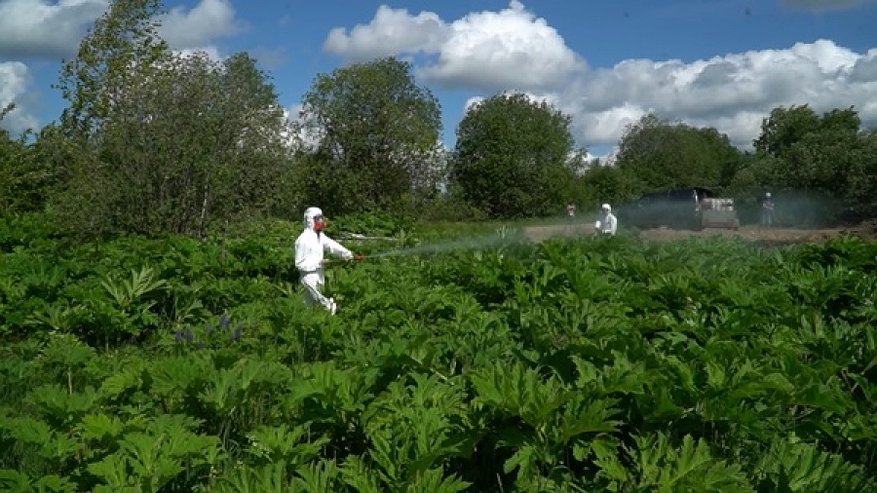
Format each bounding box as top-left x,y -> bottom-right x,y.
0,469 -> 76,493
1,217 -> 877,491
753,437 -> 876,492
743,105 -> 877,222
57,0 -> 168,136
615,113 -> 744,193
755,105 -> 826,159
4,3 -> 877,490
626,433 -> 752,492
575,163 -> 641,210
300,57 -> 443,213
450,92 -> 577,218
845,128 -> 877,216
53,1 -> 290,236
0,106 -> 54,214
328,211 -> 415,238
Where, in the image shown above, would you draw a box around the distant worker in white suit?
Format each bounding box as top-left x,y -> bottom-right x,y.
594,203 -> 618,235
294,207 -> 362,314
761,192 -> 775,227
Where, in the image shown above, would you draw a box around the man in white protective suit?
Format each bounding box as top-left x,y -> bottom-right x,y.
594,203 -> 618,235
294,207 -> 362,314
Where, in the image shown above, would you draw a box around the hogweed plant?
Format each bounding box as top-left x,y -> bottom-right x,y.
1,220 -> 876,491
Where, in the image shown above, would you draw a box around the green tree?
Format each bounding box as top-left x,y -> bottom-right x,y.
614,114 -> 742,192
578,164 -> 641,210
53,0 -> 290,235
0,104 -> 50,214
846,129 -> 877,216
57,0 -> 168,138
753,105 -> 823,159
450,93 -> 576,217
741,105 -> 873,225
753,105 -> 861,193
299,57 -> 442,213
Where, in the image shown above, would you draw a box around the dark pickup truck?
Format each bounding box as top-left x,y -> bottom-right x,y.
618,187 -> 714,230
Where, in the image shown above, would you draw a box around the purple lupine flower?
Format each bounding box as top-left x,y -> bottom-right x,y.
229,323 -> 243,342
174,330 -> 185,343
219,313 -> 231,330
183,328 -> 194,344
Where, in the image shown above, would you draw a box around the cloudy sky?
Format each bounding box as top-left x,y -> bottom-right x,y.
1,0 -> 876,157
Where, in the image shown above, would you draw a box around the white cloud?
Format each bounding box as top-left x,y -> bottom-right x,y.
0,61 -> 38,134
173,46 -> 222,62
574,103 -> 648,145
462,91 -> 555,113
849,49 -> 877,81
160,0 -> 247,64
0,0 -> 242,135
0,0 -> 108,58
324,5 -> 446,61
328,4 -> 877,151
462,96 -> 484,114
499,39 -> 877,149
0,0 -> 241,59
419,1 -> 584,90
324,1 -> 584,91
559,39 -> 877,148
158,0 -> 242,50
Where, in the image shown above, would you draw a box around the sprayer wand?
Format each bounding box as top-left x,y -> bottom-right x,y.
320,252 -> 407,265
337,233 -> 401,241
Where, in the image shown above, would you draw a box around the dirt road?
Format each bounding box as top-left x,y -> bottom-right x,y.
523,223 -> 875,244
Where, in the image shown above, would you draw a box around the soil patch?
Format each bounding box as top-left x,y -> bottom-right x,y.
523,223 -> 876,244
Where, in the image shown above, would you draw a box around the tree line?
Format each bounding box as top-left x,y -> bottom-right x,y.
1,0 -> 876,237
599,107 -> 877,226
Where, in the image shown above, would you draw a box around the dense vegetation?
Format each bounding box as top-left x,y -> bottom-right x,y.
1,213 -> 876,491
1,3 -> 876,489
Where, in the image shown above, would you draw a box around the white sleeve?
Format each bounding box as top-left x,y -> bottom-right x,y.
609,215 -> 618,234
594,220 -> 602,230
321,234 -> 353,260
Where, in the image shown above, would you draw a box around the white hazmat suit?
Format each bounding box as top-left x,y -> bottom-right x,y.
594,203 -> 618,235
294,207 -> 354,314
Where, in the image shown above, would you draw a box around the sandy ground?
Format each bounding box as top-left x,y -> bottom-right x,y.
523,222 -> 876,245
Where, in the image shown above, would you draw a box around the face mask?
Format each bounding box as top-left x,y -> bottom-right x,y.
313,215 -> 327,232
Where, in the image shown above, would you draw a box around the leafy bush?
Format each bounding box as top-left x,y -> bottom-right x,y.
1,216 -> 876,491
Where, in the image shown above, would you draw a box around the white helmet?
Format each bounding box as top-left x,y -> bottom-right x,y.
303,206 -> 324,230
765,192 -> 771,198
601,203 -> 611,212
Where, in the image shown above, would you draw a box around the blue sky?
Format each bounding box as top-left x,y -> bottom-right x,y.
1,0 -> 876,158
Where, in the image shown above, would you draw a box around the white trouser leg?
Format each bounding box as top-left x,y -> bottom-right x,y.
300,271 -> 334,312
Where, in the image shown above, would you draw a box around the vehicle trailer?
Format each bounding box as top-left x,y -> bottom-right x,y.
699,197 -> 740,229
